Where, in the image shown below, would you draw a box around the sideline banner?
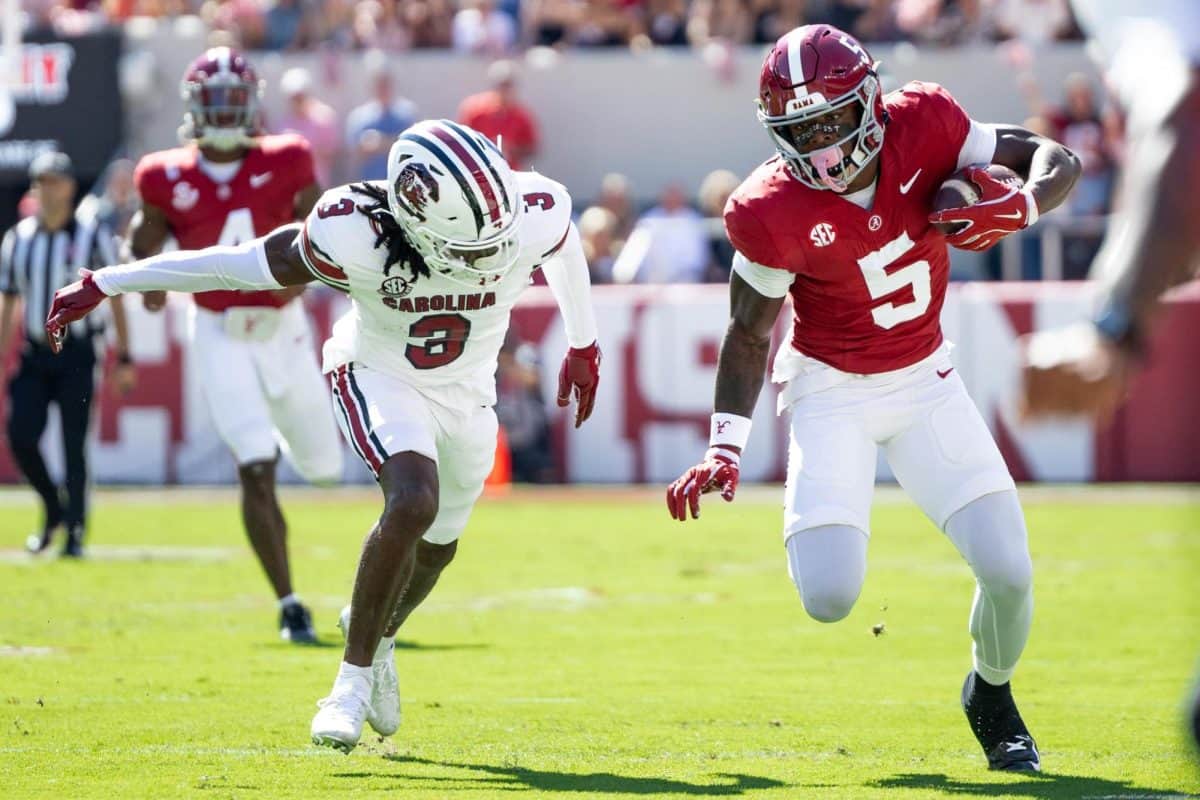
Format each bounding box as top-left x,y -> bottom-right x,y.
0,283 -> 1195,485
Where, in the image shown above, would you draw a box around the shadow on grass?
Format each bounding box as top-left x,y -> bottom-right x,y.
873,771 -> 1197,799
251,639 -> 488,652
330,754 -> 787,795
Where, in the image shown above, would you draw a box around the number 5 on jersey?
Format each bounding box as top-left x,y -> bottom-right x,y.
856,232 -> 931,330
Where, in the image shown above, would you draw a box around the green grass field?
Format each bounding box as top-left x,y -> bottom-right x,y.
1,485 -> 1198,799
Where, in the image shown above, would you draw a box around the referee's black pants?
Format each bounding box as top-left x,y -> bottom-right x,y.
7,337 -> 96,529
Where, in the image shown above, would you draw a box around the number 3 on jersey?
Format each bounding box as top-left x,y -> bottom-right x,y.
407,313 -> 471,369
856,232 -> 931,330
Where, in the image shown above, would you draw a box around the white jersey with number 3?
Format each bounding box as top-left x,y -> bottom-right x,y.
298,172 -> 572,407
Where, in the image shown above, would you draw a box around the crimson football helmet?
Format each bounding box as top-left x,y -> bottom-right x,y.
179,47 -> 263,151
757,25 -> 885,192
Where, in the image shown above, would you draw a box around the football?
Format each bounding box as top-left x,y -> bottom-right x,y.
930,163 -> 1023,235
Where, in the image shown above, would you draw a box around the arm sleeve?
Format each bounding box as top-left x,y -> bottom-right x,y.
731,252 -> 794,298
91,237 -> 282,296
540,222 -> 599,347
956,119 -> 998,169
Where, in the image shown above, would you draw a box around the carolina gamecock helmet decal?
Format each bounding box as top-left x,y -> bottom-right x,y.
386,120 -> 522,286
757,25 -> 886,192
179,47 -> 263,151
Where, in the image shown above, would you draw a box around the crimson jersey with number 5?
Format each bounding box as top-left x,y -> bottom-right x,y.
133,133 -> 316,311
726,82 -> 981,375
297,172 -> 574,408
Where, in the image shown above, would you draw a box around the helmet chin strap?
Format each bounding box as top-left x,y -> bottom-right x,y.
809,146 -> 848,192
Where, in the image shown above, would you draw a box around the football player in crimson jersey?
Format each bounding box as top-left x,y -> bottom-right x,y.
127,47 -> 343,644
667,25 -> 1080,771
45,119 -> 601,753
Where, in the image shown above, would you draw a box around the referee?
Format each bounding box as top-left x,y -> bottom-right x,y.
0,152 -> 136,557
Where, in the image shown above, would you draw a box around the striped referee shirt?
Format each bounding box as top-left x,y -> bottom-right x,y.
0,213 -> 117,344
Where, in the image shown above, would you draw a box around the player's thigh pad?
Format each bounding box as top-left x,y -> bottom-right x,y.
190,307 -> 277,465
784,392 -> 877,539
884,372 -> 1015,530
262,308 -> 343,483
423,405 -> 499,546
329,363 -> 438,480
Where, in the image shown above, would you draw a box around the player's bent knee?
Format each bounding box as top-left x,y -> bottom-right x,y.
380,484 -> 439,537
975,553 -> 1033,600
237,460 -> 278,495
416,539 -> 457,570
800,588 -> 859,623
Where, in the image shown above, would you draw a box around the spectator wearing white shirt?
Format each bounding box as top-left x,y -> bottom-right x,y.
612,184 -> 710,284
452,0 -> 517,56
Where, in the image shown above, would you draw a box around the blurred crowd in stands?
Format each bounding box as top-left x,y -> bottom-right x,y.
30,0 -> 1085,52
27,0 -> 1115,286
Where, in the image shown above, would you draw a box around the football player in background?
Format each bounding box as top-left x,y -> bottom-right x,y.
1022,0 -> 1200,755
46,119 -> 601,754
667,25 -> 1080,771
126,48 -> 343,644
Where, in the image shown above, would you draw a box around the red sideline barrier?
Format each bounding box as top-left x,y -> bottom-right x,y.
0,282 -> 1195,484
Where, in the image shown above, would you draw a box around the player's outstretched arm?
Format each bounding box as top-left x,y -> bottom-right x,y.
1019,71 -> 1200,420
44,224 -> 315,353
541,223 -> 601,428
667,272 -> 785,521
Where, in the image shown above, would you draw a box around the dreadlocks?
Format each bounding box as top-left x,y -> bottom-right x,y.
350,182 -> 430,280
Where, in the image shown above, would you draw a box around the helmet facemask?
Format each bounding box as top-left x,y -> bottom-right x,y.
406,210 -> 524,288
759,72 -> 884,193
181,78 -> 261,152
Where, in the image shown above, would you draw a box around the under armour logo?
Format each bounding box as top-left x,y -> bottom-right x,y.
1004,737 -> 1031,752
715,421 -> 731,434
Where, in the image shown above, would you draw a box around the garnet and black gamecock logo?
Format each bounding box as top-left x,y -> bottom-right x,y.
393,161 -> 439,221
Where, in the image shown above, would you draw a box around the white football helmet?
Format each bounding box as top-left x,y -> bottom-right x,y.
386,120 -> 522,286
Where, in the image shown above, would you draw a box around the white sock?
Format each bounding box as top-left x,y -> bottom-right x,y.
944,491 -> 1034,686
375,634 -> 395,663
332,661 -> 373,698
278,593 -> 300,610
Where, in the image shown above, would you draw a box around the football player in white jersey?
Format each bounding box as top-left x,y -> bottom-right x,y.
45,119 -> 602,753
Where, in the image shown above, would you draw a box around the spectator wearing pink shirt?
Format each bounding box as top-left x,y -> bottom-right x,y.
274,67 -> 340,187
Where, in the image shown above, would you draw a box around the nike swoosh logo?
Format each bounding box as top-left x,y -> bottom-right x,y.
250,172 -> 273,188
995,210 -> 1023,220
937,368 -> 954,379
899,169 -> 922,194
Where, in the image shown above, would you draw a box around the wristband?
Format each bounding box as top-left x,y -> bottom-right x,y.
709,413 -> 752,451
116,351 -> 133,366
1021,187 -> 1039,227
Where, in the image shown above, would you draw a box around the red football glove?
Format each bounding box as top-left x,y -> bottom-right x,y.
557,341 -> 601,428
928,166 -> 1038,252
45,269 -> 108,354
666,446 -> 741,521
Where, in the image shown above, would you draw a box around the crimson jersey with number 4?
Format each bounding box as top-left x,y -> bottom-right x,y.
133,133 -> 315,311
297,172 -> 574,408
726,82 -> 976,375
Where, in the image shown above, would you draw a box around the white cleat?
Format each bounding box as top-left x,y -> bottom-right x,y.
311,689 -> 370,754
339,605 -> 401,736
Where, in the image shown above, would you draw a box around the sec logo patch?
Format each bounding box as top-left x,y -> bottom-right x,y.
868,215 -> 882,231
809,222 -> 836,247
379,275 -> 413,298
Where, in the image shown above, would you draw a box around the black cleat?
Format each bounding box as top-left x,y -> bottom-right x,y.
61,524 -> 85,559
280,602 -> 319,644
961,671 -> 1041,772
25,523 -> 61,554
